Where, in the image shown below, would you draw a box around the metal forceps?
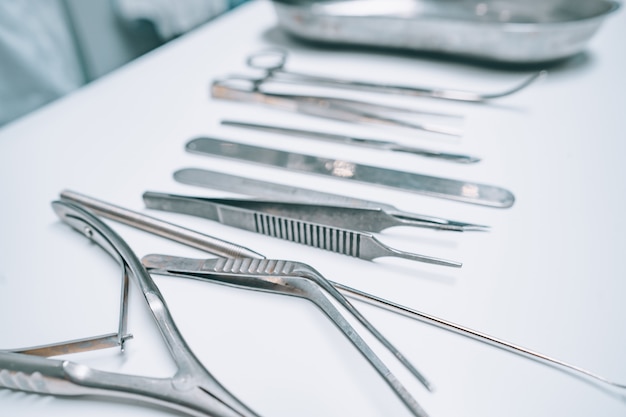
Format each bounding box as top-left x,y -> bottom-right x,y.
142,191 -> 462,268
245,48 -> 545,102
57,190 -> 434,417
173,168 -> 489,232
145,195 -> 474,235
58,191 -> 626,404
0,201 -> 261,417
142,254 -> 432,417
211,77 -> 462,137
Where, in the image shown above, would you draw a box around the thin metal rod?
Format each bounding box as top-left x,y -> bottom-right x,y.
60,190 -> 264,259
333,282 -> 626,396
272,66 -> 546,102
61,191 -> 626,396
173,168 -> 489,232
118,263 -> 131,351
246,49 -> 545,102
221,120 -> 481,164
8,333 -> 132,357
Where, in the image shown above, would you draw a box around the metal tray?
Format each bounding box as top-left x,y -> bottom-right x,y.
271,0 -> 620,64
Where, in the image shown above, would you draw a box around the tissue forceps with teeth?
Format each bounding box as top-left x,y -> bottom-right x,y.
0,201 -> 262,417
51,191 -> 626,410
145,195 -> 478,234
55,190 -> 435,417
244,48 -> 545,102
173,168 -> 488,233
54,191 -> 626,408
142,254 -> 432,417
142,191 -> 462,268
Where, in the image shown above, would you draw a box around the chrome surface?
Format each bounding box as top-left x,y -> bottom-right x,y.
339,284 -> 626,398
142,191 -> 462,267
174,168 -> 489,232
272,0 -> 620,63
221,120 -> 481,163
211,78 -> 462,136
185,137 -> 515,208
60,189 -> 264,259
245,48 -> 544,101
0,201 -> 261,417
143,254 -> 432,417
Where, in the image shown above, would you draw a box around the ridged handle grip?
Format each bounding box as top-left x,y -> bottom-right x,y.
0,352 -> 89,396
142,254 -> 299,277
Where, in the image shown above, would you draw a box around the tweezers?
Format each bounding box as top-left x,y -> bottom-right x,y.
142,191 -> 462,268
0,201 -> 261,417
58,191 -> 626,401
221,119 -> 481,164
55,191 -> 433,416
211,78 -> 462,137
147,196 -> 466,234
142,254 -> 431,417
174,168 -> 489,232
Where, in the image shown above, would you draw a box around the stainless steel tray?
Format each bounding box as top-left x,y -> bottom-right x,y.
271,0 -> 620,64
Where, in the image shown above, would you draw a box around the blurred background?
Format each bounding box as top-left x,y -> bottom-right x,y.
0,0 -> 248,127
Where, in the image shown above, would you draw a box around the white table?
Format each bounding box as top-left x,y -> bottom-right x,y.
1,1 -> 625,416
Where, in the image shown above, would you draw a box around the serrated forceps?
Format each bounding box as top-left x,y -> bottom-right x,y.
0,201 -> 260,417
142,191 -> 462,268
173,168 -> 488,232
58,190 -> 435,417
156,196 -> 471,234
142,254 -> 432,417
57,191 -> 626,403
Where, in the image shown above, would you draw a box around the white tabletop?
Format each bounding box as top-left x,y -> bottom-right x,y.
1,1 -> 625,416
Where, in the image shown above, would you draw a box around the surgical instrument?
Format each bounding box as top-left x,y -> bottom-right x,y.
185,137 -> 515,208
211,78 -> 462,137
337,283 -> 626,398
57,191 -> 433,416
143,256 -> 626,400
142,191 -> 462,268
5,260 -> 132,356
142,254 -> 431,417
173,168 -> 489,232
0,201 -> 261,417
245,48 -> 545,102
221,119 -> 481,163
60,189 -> 264,259
145,195 -> 468,234
60,191 -> 626,399
58,191 -> 436,389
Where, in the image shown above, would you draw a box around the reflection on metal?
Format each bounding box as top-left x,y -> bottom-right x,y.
272,0 -> 620,63
185,137 -> 515,208
328,160 -> 356,177
173,168 -> 490,232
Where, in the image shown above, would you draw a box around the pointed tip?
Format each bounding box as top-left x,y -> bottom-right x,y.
462,224 -> 491,232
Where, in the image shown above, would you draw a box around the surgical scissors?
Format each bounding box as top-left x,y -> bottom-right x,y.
146,195 -> 471,234
0,201 -> 261,417
245,48 -> 545,102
